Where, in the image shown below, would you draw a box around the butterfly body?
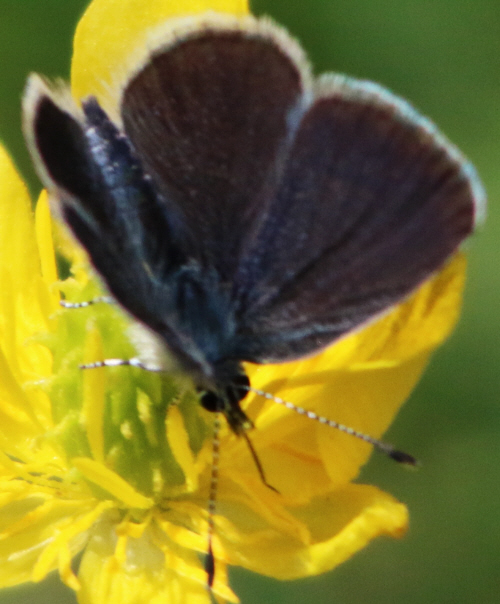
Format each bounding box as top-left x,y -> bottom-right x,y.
23,15 -> 483,434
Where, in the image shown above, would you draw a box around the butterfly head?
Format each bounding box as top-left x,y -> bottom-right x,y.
197,362 -> 252,435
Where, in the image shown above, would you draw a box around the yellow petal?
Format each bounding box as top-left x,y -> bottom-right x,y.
166,405 -> 198,492
218,484 -> 407,580
73,457 -> 154,509
0,146 -> 40,303
34,190 -> 59,309
77,520 -> 214,604
326,253 -> 467,366
0,487 -> 98,588
0,145 -> 54,442
72,0 -> 249,108
239,255 -> 466,498
33,500 -> 114,584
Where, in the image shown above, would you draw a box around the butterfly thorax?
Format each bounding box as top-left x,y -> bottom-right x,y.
162,264 -> 252,433
163,263 -> 236,364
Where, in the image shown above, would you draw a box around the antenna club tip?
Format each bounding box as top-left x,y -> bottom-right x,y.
389,449 -> 421,467
205,543 -> 215,589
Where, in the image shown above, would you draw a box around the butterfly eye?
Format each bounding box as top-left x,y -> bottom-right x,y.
199,372 -> 250,412
199,390 -> 221,413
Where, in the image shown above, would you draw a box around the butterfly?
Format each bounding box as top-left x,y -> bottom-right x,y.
23,13 -> 481,462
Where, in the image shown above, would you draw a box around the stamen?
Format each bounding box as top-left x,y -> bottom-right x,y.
247,386 -> 418,466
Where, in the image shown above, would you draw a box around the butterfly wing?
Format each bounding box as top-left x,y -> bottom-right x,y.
231,76 -> 482,362
24,17 -> 483,373
23,19 -> 310,375
120,18 -> 307,281
24,78 -> 216,373
117,19 -> 482,363
231,76 -> 483,362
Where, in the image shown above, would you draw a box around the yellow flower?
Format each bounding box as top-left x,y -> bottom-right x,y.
0,0 -> 470,603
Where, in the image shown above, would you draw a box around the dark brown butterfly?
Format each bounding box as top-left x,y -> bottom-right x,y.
23,13 -> 482,481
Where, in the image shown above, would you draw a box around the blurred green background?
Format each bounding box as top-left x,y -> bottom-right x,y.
0,0 -> 498,603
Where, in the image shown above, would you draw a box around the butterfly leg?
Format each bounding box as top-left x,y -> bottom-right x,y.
79,358 -> 164,372
60,296 -> 114,309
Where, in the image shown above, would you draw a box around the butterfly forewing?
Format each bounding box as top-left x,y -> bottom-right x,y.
121,23 -> 308,281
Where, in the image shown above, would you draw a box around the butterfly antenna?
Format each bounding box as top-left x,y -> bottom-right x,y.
205,413 -> 221,589
247,387 -> 418,466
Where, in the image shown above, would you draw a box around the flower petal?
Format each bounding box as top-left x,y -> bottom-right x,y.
0,481 -> 101,588
72,458 -> 154,510
239,254 -> 466,497
216,484 -> 407,580
0,146 -> 56,447
77,518 -> 216,604
33,500 -> 114,586
0,146 -> 40,307
34,190 -> 59,306
3,0 -> 470,596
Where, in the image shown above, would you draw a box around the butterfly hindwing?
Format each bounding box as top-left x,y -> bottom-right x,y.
231,77 -> 478,362
24,78 -> 217,371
